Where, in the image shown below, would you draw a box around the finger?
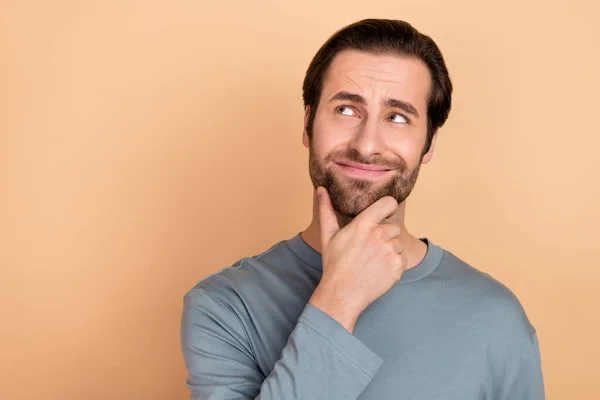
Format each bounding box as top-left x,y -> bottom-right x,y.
391,237 -> 405,254
353,196 -> 399,227
316,186 -> 340,246
399,252 -> 408,271
380,223 -> 402,239
395,252 -> 408,280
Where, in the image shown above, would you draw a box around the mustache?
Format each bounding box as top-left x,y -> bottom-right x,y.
325,149 -> 407,170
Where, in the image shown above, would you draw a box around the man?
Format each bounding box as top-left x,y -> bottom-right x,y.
180,19 -> 545,399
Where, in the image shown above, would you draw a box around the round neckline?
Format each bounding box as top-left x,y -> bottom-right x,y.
286,232 -> 444,283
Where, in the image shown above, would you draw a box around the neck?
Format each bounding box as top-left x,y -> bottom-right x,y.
300,190 -> 428,270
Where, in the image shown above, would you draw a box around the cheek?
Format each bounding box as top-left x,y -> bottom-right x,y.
312,116 -> 351,155
387,136 -> 427,167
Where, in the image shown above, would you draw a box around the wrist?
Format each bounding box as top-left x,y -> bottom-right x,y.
308,289 -> 362,333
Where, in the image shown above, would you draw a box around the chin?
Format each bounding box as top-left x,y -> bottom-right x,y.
329,185 -> 385,216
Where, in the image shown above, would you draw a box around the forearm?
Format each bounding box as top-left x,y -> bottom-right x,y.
182,291 -> 383,400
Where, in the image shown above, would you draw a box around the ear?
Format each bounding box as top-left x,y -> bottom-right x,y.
421,131 -> 439,164
302,106 -> 311,148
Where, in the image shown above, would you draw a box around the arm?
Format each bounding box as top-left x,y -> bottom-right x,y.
180,288 -> 383,400
502,331 -> 545,400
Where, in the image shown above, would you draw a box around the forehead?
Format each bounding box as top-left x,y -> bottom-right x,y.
322,50 -> 431,110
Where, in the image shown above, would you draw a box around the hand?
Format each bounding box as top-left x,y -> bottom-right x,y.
308,186 -> 407,333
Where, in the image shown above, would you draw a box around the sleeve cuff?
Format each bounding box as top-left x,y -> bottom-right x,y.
298,303 -> 384,377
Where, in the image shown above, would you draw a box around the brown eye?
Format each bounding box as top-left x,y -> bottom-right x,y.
336,106 -> 355,116
388,113 -> 408,124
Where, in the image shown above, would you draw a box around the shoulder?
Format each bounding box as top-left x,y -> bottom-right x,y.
434,246 -> 537,342
183,238 -> 292,308
431,245 -> 543,392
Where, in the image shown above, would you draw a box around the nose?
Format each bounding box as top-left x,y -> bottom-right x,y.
347,117 -> 385,158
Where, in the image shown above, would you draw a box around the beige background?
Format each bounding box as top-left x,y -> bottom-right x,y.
1,0 -> 599,398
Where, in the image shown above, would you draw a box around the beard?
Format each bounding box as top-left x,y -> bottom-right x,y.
308,145 -> 422,219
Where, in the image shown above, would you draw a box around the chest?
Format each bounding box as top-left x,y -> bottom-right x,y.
353,290 -> 492,399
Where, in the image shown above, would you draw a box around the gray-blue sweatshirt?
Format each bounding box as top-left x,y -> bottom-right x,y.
181,234 -> 544,399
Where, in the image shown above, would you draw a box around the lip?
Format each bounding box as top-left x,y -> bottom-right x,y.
334,161 -> 394,179
336,160 -> 391,171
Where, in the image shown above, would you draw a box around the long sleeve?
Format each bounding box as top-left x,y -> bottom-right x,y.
489,325 -> 545,400
501,331 -> 545,400
180,288 -> 383,400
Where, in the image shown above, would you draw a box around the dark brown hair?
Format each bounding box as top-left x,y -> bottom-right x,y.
302,19 -> 453,155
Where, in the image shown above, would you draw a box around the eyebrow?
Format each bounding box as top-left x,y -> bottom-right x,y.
328,91 -> 420,118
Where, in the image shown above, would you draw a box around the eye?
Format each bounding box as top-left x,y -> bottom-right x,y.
335,106 -> 357,117
387,113 -> 408,124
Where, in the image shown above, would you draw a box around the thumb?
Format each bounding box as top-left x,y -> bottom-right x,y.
316,186 -> 340,246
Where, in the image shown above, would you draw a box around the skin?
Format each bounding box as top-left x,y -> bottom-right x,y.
299,49 -> 440,332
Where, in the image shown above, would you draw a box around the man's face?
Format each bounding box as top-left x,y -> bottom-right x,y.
304,50 -> 437,218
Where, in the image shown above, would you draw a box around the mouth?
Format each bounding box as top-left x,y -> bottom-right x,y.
333,161 -> 394,179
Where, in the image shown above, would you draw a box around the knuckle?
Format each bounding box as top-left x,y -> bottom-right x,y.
354,218 -> 367,231
400,255 -> 408,270
395,252 -> 404,265
372,225 -> 385,238
395,240 -> 404,253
